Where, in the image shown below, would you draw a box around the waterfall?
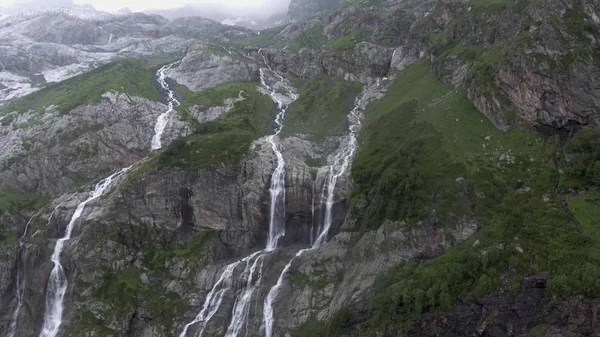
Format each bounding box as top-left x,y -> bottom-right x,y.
38,167 -> 130,337
177,252 -> 260,337
152,62 -> 181,150
222,66 -> 297,336
7,209 -> 45,337
263,66 -> 294,251
263,83 -> 371,337
178,57 -> 297,337
37,59 -> 183,337
263,248 -> 309,337
224,254 -> 264,337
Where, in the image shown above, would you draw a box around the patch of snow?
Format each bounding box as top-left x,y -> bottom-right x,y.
221,17 -> 243,26
42,63 -> 91,83
0,71 -> 39,102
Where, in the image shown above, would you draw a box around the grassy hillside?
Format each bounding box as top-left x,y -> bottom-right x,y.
0,59 -> 169,117
281,73 -> 362,140
134,82 -> 275,173
335,59 -> 600,333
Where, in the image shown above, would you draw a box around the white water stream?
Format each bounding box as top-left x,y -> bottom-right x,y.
37,61 -> 182,337
6,209 -> 44,337
38,167 -> 130,337
178,251 -> 261,337
152,62 -> 181,150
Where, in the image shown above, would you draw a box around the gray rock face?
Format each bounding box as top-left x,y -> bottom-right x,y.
271,217 -> 479,335
257,42 -> 394,84
424,0 -> 600,129
288,0 -> 342,21
166,44 -> 259,92
0,92 -> 184,197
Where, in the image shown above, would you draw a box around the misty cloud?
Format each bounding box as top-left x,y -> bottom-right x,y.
0,0 -> 293,25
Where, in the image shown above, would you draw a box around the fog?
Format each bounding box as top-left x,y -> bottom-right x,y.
0,0 -> 292,20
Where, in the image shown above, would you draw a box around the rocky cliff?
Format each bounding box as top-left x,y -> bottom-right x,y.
1,1 -> 600,337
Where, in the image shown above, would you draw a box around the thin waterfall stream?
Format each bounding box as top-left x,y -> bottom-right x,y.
152,62 -> 181,150
36,61 -> 181,337
38,167 -> 131,337
6,210 -> 43,337
178,52 -> 297,337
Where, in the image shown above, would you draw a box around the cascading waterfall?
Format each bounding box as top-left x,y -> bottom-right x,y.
223,65 -> 297,337
152,62 -> 181,150
263,66 -> 294,251
38,60 -> 182,337
38,167 -> 130,337
178,54 -> 297,337
225,255 -> 264,337
263,83 -> 371,337
178,251 -> 261,337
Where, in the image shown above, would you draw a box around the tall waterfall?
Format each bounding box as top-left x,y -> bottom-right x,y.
178,57 -> 297,337
263,82 -> 373,337
223,66 -> 297,337
38,167 -> 130,337
152,62 -> 181,150
37,60 -> 182,337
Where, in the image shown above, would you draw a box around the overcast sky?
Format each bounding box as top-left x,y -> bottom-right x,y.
0,0 -> 291,13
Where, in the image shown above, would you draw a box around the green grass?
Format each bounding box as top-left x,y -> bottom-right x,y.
0,59 -> 169,116
132,82 -> 275,173
281,73 -> 362,140
87,228 -> 218,333
561,127 -> 600,188
0,191 -> 49,214
288,25 -> 328,52
0,232 -> 18,245
173,230 -> 218,258
348,59 -> 600,333
327,30 -> 369,52
175,81 -> 255,117
92,266 -> 184,333
201,43 -> 230,57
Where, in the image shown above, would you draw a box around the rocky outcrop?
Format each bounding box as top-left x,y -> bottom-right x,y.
270,216 -> 478,334
257,42 -> 395,84
0,92 -> 185,197
423,0 -> 600,130
166,45 -> 259,92
288,0 -> 342,21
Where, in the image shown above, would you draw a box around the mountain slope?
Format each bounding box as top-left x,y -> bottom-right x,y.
0,0 -> 599,337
